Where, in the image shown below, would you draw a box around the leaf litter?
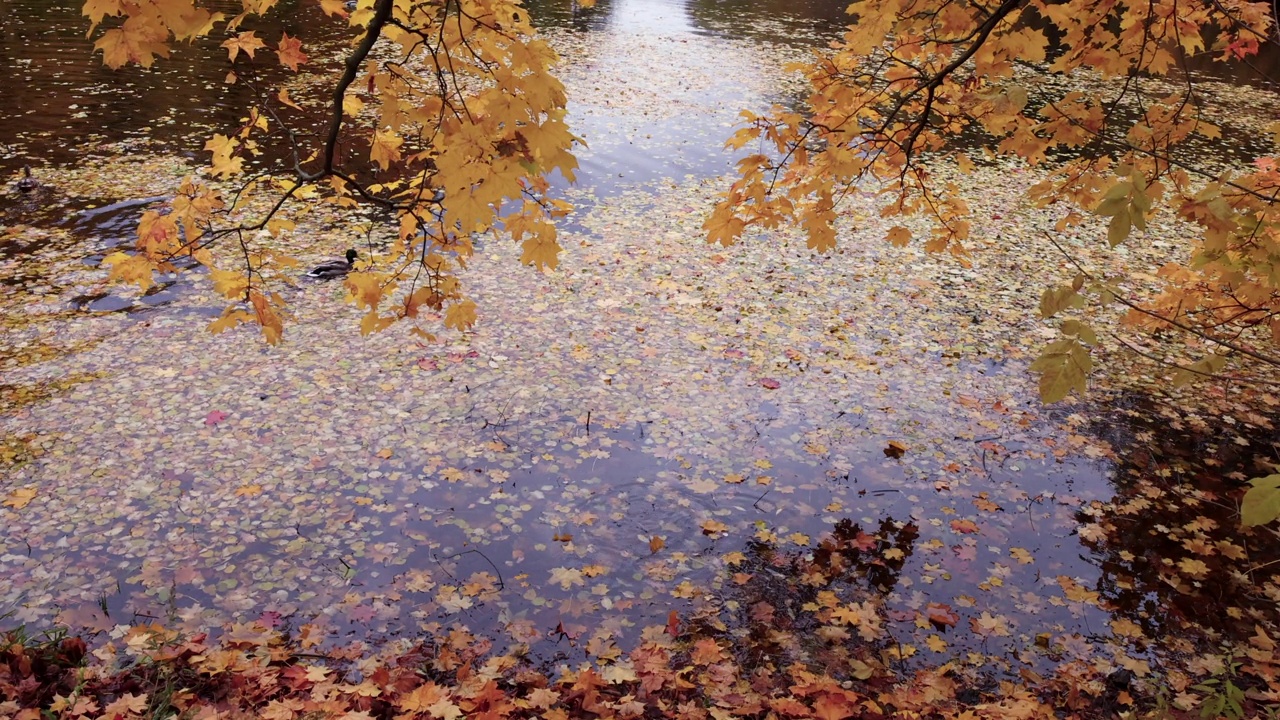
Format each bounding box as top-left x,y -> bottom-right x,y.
1,2 -> 1279,716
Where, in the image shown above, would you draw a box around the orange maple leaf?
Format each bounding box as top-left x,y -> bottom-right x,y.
689,638 -> 725,665
222,31 -> 266,61
275,32 -> 307,71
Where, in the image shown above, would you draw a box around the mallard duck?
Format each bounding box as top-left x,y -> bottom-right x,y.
16,166 -> 38,193
306,248 -> 358,279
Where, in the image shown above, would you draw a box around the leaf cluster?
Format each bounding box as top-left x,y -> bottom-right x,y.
86,0 -> 580,343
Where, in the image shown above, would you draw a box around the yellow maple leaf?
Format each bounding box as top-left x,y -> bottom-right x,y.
221,31 -> 266,61
700,519 -> 729,535
444,300 -> 477,331
3,487 -> 37,509
369,129 -> 403,170
886,226 -> 912,247
549,567 -> 584,589
276,88 -> 302,110
671,580 -> 697,598
103,251 -> 155,291
82,0 -> 123,31
1177,557 -> 1210,579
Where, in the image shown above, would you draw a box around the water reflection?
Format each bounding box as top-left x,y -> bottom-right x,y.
0,0 -> 337,172
1082,394 -> 1280,643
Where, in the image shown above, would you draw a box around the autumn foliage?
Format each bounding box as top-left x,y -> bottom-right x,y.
702,0 -> 1280,523
81,0 -> 1280,532
12,517 -> 1278,720
707,0 -> 1280,389
86,0 -> 579,343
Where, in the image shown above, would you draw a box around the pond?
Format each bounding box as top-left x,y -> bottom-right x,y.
1,0 -> 1278,698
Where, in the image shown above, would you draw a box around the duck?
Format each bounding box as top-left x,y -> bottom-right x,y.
16,166 -> 38,193
306,248 -> 358,279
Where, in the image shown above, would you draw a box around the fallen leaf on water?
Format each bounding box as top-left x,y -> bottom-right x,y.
884,440 -> 908,458
204,410 -> 228,426
926,602 -> 960,629
3,487 -> 37,509
759,378 -> 781,389
701,519 -> 729,535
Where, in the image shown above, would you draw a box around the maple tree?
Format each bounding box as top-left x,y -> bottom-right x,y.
703,0 -> 1280,524
86,0 -> 581,343
80,0 -> 1280,537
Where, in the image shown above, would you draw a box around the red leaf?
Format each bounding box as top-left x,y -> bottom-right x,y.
926,602 -> 960,628
205,410 -> 228,426
760,378 -> 781,389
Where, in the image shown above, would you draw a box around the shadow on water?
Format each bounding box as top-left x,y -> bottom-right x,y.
1081,391 -> 1280,645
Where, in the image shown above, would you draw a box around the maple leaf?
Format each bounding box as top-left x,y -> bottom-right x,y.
370,129 -> 403,170
549,567 -> 585,589
520,232 -> 562,270
1029,337 -> 1092,403
812,694 -> 854,720
222,31 -> 266,61
700,519 -> 729,535
1176,557 -> 1210,579
885,226 -> 911,247
970,611 -> 1011,637
444,300 -> 477,331
427,698 -> 463,720
703,206 -> 745,247
275,32 -> 308,70
82,0 -> 122,30
103,251 -> 155,291
689,638 -> 725,665
884,440 -> 907,458
2,487 -> 37,510
100,692 -> 147,718
925,602 -> 960,629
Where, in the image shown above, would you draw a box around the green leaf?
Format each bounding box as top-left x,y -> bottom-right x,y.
1107,208 -> 1131,247
1241,474 -> 1280,527
1040,285 -> 1084,318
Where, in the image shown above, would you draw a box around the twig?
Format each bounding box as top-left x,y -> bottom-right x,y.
1042,231 -> 1280,368
1110,333 -> 1280,387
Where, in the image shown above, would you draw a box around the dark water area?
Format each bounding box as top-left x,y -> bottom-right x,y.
1080,393 -> 1280,644
0,0 -> 336,172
